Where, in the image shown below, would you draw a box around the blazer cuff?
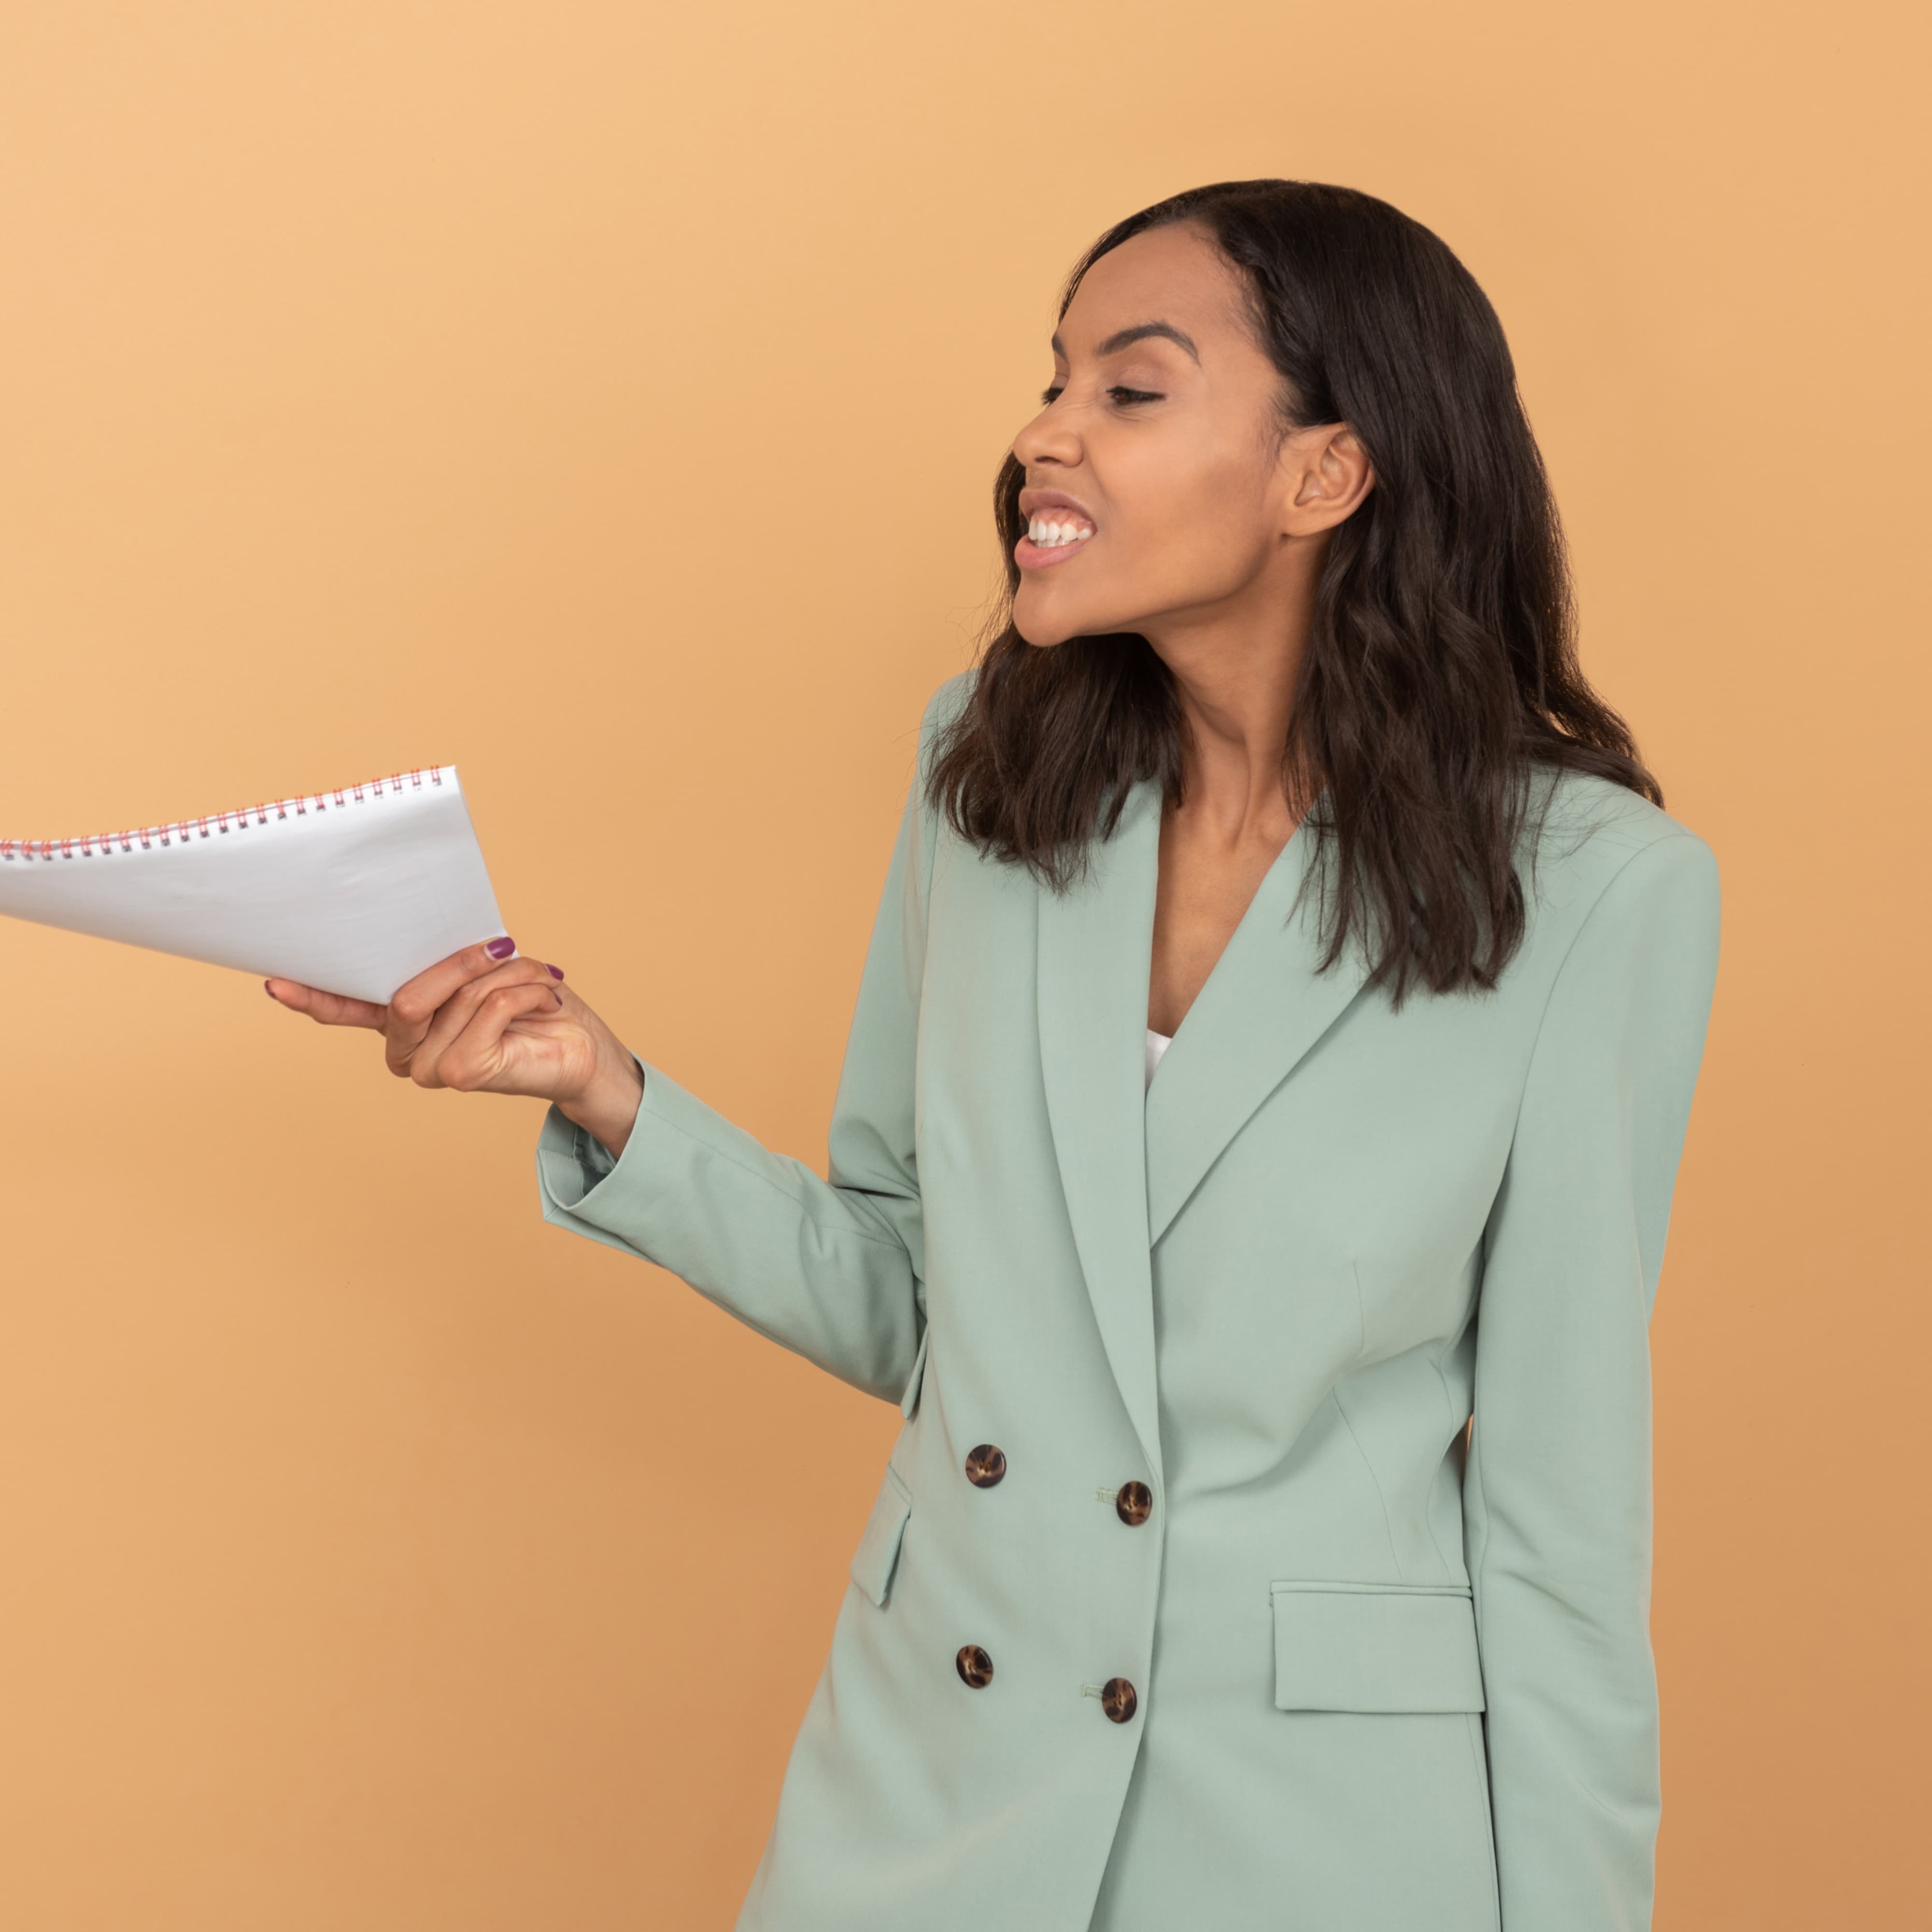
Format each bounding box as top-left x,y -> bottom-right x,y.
536,1109 -> 619,1210
535,1058 -> 753,1250
537,1054 -> 665,1210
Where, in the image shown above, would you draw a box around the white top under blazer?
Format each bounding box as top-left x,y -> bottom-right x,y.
1144,1029 -> 1172,1089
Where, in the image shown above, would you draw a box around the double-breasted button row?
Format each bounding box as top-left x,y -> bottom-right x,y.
960,1652 -> 1140,1723
956,1450 -> 1143,1717
966,1449 -> 1153,1529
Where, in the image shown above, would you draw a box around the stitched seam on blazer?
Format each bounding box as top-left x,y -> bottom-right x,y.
1346,1260 -> 1368,1367
1330,1385 -> 1406,1581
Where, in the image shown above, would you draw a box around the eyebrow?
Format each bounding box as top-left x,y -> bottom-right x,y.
1051,320 -> 1202,364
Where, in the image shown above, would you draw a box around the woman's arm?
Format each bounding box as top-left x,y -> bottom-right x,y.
1463,828 -> 1720,1932
268,684 -> 956,1405
529,751 -> 938,1403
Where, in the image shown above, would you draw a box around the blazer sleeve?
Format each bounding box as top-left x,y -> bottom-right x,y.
1463,827 -> 1721,1932
530,682 -> 959,1405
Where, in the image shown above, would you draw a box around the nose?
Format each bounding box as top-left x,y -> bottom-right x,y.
1012,398 -> 1080,471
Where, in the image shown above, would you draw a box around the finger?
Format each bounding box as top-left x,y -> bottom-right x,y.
416,980 -> 566,1092
386,938 -> 523,1037
266,979 -> 388,1030
393,957 -> 558,1075
393,958 -> 562,1082
383,939 -> 525,1069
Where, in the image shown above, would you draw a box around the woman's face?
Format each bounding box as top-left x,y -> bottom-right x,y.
1010,222 -> 1346,651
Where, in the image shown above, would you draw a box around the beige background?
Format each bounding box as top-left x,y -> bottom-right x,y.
0,2 -> 1925,1925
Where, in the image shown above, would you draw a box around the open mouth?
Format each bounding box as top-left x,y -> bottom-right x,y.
1015,510 -> 1097,569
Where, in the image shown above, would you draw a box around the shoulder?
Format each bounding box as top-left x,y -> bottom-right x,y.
909,669 -> 981,809
1528,767 -> 1717,906
896,671 -> 980,878
916,668 -> 977,748
1515,769 -> 1719,991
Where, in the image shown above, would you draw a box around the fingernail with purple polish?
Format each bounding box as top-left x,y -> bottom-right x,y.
486,937 -> 516,960
547,963 -> 565,980
264,980 -> 275,996
553,989 -> 565,1007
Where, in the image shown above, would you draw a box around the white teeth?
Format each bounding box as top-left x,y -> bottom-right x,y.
1028,516 -> 1093,548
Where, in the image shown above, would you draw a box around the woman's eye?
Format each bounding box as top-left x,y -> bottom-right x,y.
1037,382 -> 1161,408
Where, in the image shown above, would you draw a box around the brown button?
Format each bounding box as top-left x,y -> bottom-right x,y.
965,1445 -> 1007,1489
1101,1677 -> 1138,1723
956,1645 -> 995,1689
1115,1480 -> 1153,1526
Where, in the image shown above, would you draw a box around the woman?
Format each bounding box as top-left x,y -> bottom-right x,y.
271,181 -> 1719,1931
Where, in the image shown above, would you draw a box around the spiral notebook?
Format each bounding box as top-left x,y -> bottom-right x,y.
0,767 -> 508,1004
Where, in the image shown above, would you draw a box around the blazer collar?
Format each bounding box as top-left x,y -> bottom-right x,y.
1143,814 -> 1372,1246
1037,781 -> 1164,1480
1038,792 -> 1375,1477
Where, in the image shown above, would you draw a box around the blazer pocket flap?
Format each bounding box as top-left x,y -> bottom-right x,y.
851,1466 -> 912,1608
1271,1582 -> 1485,1713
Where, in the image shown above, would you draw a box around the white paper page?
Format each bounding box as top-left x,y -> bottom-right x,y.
0,767 -> 508,1004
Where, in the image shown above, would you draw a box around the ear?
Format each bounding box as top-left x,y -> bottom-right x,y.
1281,424 -> 1375,535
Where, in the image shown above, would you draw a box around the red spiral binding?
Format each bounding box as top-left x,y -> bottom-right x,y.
0,767 -> 450,863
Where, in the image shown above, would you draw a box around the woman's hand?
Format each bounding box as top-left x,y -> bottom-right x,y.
265,940 -> 646,1156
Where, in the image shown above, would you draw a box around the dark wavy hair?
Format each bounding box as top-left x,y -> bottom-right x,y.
928,180 -> 1659,1001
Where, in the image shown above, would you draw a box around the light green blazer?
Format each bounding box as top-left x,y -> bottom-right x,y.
536,675 -> 1719,1932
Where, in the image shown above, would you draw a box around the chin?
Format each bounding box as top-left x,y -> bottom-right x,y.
1013,592 -> 1099,651
1013,620 -> 1073,649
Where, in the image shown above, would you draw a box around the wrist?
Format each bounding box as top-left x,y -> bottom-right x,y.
557,1045 -> 644,1157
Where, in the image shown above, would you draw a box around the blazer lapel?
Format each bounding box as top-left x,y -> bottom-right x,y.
1037,781 -> 1164,1481
1144,822 -> 1373,1248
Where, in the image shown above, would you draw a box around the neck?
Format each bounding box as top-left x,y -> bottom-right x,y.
1144,558 -> 1318,848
